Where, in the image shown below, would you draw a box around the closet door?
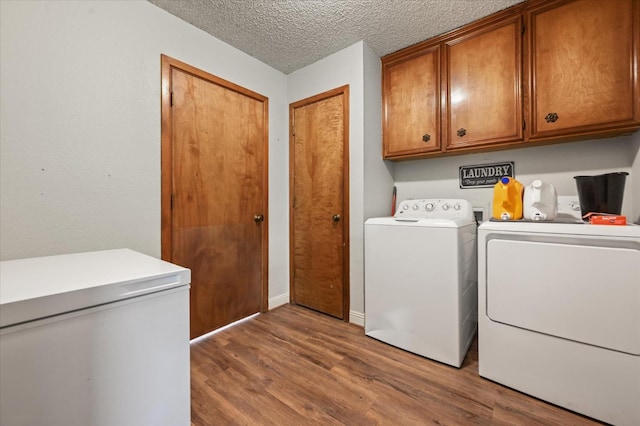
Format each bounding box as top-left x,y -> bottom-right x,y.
161,55 -> 268,338
290,86 -> 350,320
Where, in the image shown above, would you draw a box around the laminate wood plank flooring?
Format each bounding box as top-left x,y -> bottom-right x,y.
190,304 -> 602,425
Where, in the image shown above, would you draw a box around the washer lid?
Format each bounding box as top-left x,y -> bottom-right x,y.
0,249 -> 191,328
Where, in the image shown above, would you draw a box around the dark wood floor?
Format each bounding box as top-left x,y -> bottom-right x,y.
190,304 -> 602,425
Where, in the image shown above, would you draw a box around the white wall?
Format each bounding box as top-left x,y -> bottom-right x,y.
394,136 -> 638,221
361,42 -> 394,324
363,43 -> 395,220
0,1 -> 290,301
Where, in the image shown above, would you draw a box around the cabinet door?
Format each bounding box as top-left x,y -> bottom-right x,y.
445,16 -> 523,150
382,45 -> 440,158
529,0 -> 639,139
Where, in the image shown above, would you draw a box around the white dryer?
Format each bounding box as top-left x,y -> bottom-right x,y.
478,220 -> 640,426
364,199 -> 477,368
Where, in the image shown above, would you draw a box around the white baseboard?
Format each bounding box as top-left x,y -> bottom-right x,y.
349,310 -> 365,327
268,293 -> 289,310
267,293 -> 365,328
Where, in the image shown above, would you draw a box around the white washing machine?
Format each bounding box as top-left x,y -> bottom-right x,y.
478,220 -> 640,426
364,199 -> 477,368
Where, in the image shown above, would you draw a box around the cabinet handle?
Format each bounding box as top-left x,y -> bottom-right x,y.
457,128 -> 467,137
545,112 -> 559,123
422,134 -> 431,142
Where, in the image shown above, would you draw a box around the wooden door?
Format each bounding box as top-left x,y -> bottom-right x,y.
290,86 -> 349,320
445,15 -> 523,150
382,44 -> 441,158
161,55 -> 268,339
528,0 -> 640,139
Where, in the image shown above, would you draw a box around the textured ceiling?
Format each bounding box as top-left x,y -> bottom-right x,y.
148,0 -> 524,74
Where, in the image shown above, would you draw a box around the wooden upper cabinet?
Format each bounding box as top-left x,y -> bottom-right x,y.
381,0 -> 639,160
528,0 -> 640,140
382,12 -> 523,160
445,16 -> 523,151
382,44 -> 441,158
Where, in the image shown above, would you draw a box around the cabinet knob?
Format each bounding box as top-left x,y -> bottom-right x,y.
457,128 -> 467,137
253,214 -> 264,223
422,133 -> 431,142
545,112 -> 559,123
332,214 -> 341,222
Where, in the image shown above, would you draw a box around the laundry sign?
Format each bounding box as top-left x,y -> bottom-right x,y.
459,161 -> 515,188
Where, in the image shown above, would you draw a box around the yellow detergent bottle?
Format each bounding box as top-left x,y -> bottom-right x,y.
492,176 -> 524,220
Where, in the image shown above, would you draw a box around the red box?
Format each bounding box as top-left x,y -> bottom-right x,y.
588,215 -> 627,225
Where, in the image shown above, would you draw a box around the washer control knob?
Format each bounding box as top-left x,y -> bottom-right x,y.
442,203 -> 450,211
425,203 -> 435,212
412,204 -> 419,211
454,204 -> 461,211
402,203 -> 410,210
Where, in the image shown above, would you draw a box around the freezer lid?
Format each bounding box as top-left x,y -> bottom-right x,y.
0,249 -> 191,328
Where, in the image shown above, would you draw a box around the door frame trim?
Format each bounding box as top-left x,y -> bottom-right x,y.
160,54 -> 270,314
288,85 -> 350,322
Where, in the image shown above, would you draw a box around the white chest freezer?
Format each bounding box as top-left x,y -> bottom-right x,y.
0,248 -> 191,426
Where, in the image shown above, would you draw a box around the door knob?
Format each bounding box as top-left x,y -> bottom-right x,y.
332,214 -> 341,222
253,214 -> 264,222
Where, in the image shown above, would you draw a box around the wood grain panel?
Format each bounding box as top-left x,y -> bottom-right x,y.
446,16 -> 523,150
190,304 -> 603,425
530,0 -> 639,137
161,55 -> 268,339
383,45 -> 441,157
290,87 -> 348,319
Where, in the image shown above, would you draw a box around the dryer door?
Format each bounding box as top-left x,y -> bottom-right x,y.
486,239 -> 640,355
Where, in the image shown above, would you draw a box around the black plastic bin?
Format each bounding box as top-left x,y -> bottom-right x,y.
574,172 -> 628,219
